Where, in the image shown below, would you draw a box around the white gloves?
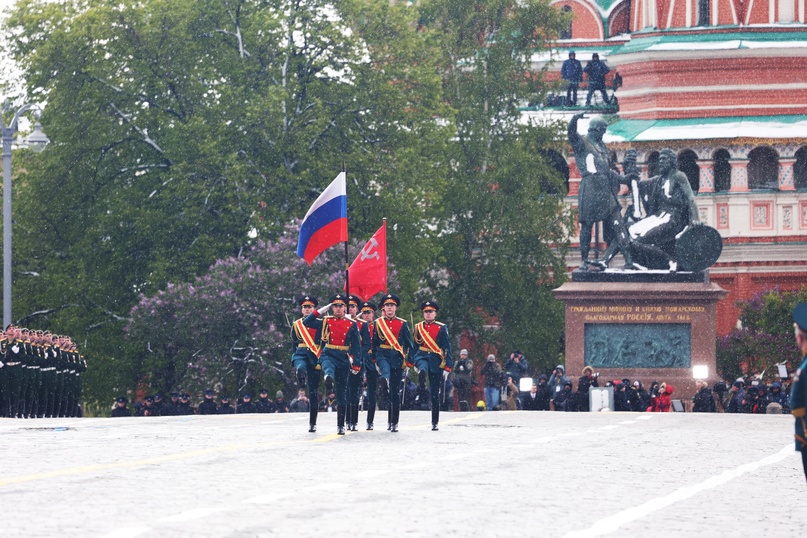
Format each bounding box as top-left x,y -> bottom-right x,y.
317,303 -> 332,316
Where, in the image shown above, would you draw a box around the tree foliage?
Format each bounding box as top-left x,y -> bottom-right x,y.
418,0 -> 572,372
717,287 -> 807,383
3,0 -> 572,402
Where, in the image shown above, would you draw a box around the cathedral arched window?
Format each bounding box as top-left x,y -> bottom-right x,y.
560,6 -> 573,39
747,147 -> 779,190
794,146 -> 807,189
713,149 -> 731,192
678,149 -> 699,193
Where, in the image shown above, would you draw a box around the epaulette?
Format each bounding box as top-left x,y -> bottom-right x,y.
396,317 -> 407,322
433,321 -> 445,327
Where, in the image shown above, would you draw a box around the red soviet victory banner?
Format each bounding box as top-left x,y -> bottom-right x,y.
346,222 -> 387,300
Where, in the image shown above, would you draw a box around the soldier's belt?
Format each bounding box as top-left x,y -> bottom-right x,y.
41,367 -> 56,371
69,370 -> 76,374
379,344 -> 395,350
419,346 -> 441,353
5,361 -> 20,366
325,344 -> 349,351
793,407 -> 806,418
297,344 -> 310,348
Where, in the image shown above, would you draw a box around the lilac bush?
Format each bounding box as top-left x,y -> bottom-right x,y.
126,221 -> 396,397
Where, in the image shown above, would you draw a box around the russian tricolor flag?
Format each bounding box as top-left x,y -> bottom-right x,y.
297,172 -> 348,265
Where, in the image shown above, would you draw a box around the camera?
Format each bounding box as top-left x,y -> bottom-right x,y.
592,372 -> 600,378
713,381 -> 727,393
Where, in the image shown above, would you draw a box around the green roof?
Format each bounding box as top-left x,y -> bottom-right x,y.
606,115 -> 807,142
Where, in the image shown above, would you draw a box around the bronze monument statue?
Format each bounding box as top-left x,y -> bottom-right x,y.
567,113 -> 636,270
568,117 -> 723,272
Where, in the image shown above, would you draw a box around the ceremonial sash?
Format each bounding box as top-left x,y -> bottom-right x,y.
376,317 -> 404,357
416,322 -> 444,359
293,318 -> 321,358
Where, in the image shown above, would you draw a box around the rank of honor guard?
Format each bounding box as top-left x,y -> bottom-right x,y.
302,293 -> 362,435
411,300 -> 453,430
372,293 -> 415,432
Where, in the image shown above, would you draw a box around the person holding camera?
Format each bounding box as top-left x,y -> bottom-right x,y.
576,366 -> 599,412
505,350 -> 528,386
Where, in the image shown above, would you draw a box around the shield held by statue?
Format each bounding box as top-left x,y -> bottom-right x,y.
675,225 -> 723,272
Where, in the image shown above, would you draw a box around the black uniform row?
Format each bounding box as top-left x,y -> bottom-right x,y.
110,390 -> 293,417
0,326 -> 86,418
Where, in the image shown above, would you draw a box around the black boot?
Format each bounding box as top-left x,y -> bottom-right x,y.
431,409 -> 439,431
309,408 -> 318,433
337,406 -> 346,435
367,406 -> 375,430
324,374 -> 334,391
351,405 -> 359,431
296,368 -> 307,388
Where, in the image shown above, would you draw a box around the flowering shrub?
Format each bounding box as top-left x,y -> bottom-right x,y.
126,221 -> 396,397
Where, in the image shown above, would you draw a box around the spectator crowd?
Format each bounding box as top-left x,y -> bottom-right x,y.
109,350 -> 793,417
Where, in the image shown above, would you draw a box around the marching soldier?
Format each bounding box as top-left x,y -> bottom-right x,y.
302,293 -> 362,435
291,295 -> 323,432
347,295 -> 370,431
411,300 -> 453,430
359,301 -> 378,430
372,293 -> 415,433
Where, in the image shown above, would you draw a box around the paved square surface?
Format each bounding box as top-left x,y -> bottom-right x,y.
1,410 -> 803,537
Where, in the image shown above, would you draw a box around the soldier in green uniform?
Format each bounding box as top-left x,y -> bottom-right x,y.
411,301 -> 453,431
790,302 -> 807,483
346,295 -> 370,431
291,295 -> 323,432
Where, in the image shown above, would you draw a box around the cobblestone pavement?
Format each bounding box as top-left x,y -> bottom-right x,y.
1,410 -> 803,537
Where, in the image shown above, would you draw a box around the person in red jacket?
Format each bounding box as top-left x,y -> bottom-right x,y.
654,383 -> 674,412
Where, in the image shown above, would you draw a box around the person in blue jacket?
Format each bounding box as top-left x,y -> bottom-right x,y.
561,51 -> 583,106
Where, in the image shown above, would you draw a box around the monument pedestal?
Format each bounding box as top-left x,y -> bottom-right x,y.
553,276 -> 728,405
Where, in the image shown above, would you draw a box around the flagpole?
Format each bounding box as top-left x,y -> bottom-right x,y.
382,218 -> 387,294
343,161 -> 350,298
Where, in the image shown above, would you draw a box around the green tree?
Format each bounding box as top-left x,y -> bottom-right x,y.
419,0 -> 572,372
717,287 -> 807,382
3,0 -> 448,405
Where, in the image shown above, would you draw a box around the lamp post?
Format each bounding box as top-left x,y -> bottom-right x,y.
2,104 -> 49,328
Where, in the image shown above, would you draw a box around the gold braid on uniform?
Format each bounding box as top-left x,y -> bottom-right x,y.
413,323 -> 424,345
321,317 -> 331,345
376,320 -> 387,342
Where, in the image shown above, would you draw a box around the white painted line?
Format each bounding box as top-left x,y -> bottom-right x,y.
400,461 -> 437,470
305,482 -> 349,491
619,420 -> 638,425
531,432 -> 582,444
441,452 -> 473,461
356,469 -> 390,478
158,506 -> 228,523
563,444 -> 796,538
98,527 -> 151,538
245,494 -> 288,504
636,415 -> 653,420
